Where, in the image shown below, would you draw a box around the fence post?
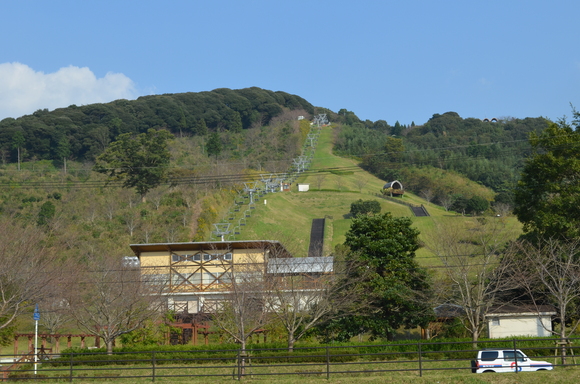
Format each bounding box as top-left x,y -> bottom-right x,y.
237,350 -> 241,381
418,343 -> 423,377
69,351 -> 74,383
152,351 -> 156,382
326,345 -> 330,380
513,339 -> 518,374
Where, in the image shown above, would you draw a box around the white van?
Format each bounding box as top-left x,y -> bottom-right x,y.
472,349 -> 553,373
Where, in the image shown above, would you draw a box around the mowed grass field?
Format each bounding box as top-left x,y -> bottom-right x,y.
240,125 -> 522,267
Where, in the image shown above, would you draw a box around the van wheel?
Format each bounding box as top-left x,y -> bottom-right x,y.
482,370 -> 495,373
470,360 -> 477,373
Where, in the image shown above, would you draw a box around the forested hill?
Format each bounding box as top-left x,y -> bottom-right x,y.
0,87 -> 314,162
334,112 -> 550,197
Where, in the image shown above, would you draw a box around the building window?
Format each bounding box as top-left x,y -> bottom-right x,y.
491,317 -> 500,326
203,253 -> 212,261
224,253 -> 233,261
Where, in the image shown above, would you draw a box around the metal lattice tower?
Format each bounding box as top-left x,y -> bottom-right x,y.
243,181 -> 259,204
261,173 -> 284,193
292,158 -> 305,173
212,223 -> 231,242
313,113 -> 328,127
307,133 -> 317,147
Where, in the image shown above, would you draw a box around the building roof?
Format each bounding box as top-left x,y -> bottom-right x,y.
129,240 -> 292,258
383,180 -> 403,189
486,304 -> 557,317
267,256 -> 334,274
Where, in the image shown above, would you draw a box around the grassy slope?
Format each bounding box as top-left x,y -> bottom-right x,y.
239,125 -> 522,266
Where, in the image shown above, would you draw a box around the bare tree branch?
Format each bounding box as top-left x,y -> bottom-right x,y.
66,253 -> 167,354
506,238 -> 580,364
0,219 -> 63,330
426,218 -> 517,346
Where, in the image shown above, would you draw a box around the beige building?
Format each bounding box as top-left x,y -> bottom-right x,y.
128,240 -> 293,314
486,305 -> 556,338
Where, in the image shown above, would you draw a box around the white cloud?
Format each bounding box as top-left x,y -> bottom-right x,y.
0,62 -> 137,120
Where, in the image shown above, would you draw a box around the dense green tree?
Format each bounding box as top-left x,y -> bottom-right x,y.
391,120 -> 403,136
384,137 -> 405,163
0,87 -> 313,162
194,118 -> 208,136
349,199 -> 381,217
228,111 -> 243,133
37,200 -> 55,226
333,213 -> 433,340
451,195 -> 469,214
514,112 -> 580,240
466,195 -> 489,215
94,129 -> 174,200
205,132 -> 222,158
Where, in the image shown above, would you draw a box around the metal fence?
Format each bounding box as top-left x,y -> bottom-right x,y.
1,337 -> 578,381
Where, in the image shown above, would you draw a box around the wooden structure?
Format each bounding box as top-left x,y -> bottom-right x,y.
130,240 -> 293,315
11,333 -> 100,356
130,240 -> 333,344
382,180 -> 404,196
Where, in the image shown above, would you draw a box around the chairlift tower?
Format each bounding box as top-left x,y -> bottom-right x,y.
307,133 -> 317,147
314,113 -> 328,127
261,173 -> 283,193
293,158 -> 305,173
212,223 -> 231,242
243,181 -> 259,204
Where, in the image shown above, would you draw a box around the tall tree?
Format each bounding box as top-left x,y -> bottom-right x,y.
205,132 -> 222,158
427,219 -> 518,346
336,213 -> 433,340
66,253 -> 166,354
265,251 -> 368,351
211,253 -> 268,376
37,200 -> 56,227
94,128 -> 174,201
514,111 -> 580,240
0,218 -> 62,330
11,129 -> 25,171
507,238 -> 580,364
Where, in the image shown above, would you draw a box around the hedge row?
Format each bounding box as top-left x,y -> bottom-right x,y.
48,336 -> 575,367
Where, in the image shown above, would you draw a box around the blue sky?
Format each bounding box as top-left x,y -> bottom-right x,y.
1,0 -> 579,125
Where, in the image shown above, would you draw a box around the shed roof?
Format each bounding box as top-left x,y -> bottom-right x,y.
486,304 -> 556,316
383,180 -> 403,189
130,240 -> 292,258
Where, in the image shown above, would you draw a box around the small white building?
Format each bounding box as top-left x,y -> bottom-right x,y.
298,184 -> 310,192
486,305 -> 556,338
